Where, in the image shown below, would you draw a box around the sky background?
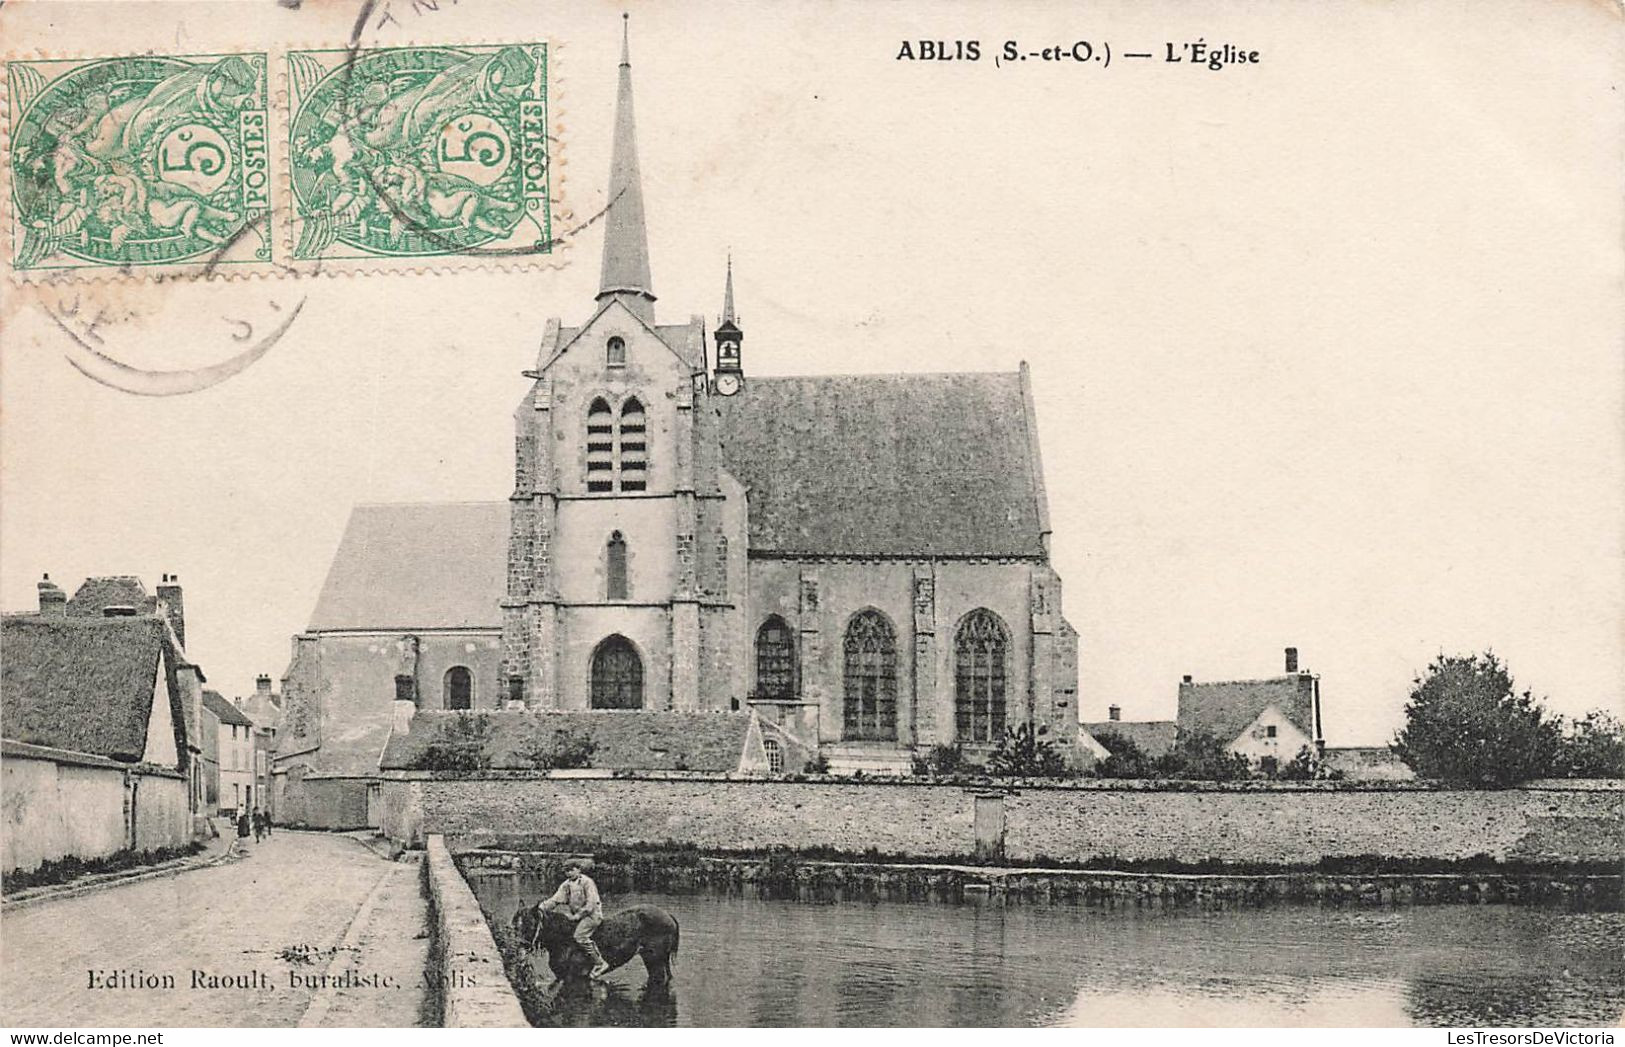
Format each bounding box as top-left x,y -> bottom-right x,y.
2,0 -> 1620,745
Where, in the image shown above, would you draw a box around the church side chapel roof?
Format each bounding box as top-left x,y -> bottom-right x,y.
0,615 -> 180,763
307,501 -> 509,631
717,372 -> 1049,558
381,710 -> 759,773
1177,675 -> 1316,744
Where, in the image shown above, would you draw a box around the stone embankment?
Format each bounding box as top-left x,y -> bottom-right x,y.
425,834 -> 527,1027
459,849 -> 1624,910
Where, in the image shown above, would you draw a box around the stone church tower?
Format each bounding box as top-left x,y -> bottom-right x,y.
501,21 -> 744,713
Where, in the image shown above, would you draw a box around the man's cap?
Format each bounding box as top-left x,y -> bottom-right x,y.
565,855 -> 595,871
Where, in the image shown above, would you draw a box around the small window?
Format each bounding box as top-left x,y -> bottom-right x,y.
1265,725 -> 1278,738
508,675 -> 525,704
763,738 -> 784,774
445,666 -> 473,710
607,531 -> 628,600
607,337 -> 626,366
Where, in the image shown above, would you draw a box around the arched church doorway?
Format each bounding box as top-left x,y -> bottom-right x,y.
445,666 -> 473,710
591,635 -> 644,709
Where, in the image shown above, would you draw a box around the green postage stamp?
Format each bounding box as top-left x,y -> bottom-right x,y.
6,52 -> 272,273
285,43 -> 552,266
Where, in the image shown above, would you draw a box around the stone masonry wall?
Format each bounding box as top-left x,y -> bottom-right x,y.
379,774 -> 1623,867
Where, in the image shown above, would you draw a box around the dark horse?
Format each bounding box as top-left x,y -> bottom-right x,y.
512,901 -> 680,986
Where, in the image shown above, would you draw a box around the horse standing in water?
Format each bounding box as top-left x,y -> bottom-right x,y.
513,901 -> 680,987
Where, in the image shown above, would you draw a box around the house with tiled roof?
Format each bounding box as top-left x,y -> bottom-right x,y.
201,690 -> 255,817
276,25 -> 1078,826
1084,648 -> 1325,774
1,576 -> 201,873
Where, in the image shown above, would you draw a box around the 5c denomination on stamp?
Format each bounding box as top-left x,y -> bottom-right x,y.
285,43 -> 552,268
6,52 -> 272,274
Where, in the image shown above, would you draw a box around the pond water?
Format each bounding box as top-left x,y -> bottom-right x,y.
468,871 -> 1624,1028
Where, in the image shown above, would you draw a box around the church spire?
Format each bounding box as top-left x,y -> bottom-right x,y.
721,253 -> 736,325
596,14 -> 656,322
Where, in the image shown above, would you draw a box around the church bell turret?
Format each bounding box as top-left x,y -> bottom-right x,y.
713,256 -> 743,395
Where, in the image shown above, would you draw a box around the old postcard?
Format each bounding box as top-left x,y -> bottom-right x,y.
1,0 -> 1620,1033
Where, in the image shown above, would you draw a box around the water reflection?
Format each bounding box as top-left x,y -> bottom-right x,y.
470,872 -> 1624,1028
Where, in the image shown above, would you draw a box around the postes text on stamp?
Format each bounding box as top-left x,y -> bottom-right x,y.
6,53 -> 272,274
286,43 -> 551,265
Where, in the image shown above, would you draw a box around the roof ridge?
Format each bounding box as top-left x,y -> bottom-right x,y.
742,369 -> 1021,381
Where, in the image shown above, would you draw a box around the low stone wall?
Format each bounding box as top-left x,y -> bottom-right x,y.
381,773 -> 1623,868
424,834 -> 527,1028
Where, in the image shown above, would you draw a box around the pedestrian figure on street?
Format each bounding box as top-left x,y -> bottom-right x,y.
537,856 -> 609,980
236,810 -> 251,852
252,810 -> 266,843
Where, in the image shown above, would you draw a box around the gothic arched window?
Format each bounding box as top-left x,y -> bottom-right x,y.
843,610 -> 897,741
763,738 -> 784,773
445,666 -> 473,710
590,635 -> 643,710
586,397 -> 614,493
606,336 -> 626,366
606,531 -> 628,600
618,397 -> 647,492
954,609 -> 1009,743
755,616 -> 796,698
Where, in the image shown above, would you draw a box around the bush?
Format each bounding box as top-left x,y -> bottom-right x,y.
1558,710 -> 1625,779
1092,730 -> 1159,779
408,712 -> 494,772
911,743 -> 966,776
1272,744 -> 1342,781
803,752 -> 830,774
1156,730 -> 1252,781
520,728 -> 597,771
988,723 -> 1069,778
1392,651 -> 1561,787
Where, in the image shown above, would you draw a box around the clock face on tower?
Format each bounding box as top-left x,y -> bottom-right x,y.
716,373 -> 741,396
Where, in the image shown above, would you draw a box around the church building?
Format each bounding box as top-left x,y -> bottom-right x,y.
274,25 -> 1078,827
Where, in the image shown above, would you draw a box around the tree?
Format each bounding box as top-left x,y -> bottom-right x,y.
1157,730 -> 1252,782
1092,730 -> 1159,779
1558,710 -> 1625,779
987,723 -> 1069,778
409,712 -> 494,772
1391,651 -> 1561,787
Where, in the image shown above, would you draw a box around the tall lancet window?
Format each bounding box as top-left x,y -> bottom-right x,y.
755,616 -> 796,699
843,610 -> 898,742
606,531 -> 628,600
618,398 -> 647,491
586,398 -> 614,492
606,336 -> 626,366
954,609 -> 1009,743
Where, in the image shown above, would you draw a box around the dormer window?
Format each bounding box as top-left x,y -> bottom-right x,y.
606,336 -> 626,367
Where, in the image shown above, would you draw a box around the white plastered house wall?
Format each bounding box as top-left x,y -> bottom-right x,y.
1228,704 -> 1314,768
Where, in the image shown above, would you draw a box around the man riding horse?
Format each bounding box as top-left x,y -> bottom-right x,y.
537,856 -> 610,979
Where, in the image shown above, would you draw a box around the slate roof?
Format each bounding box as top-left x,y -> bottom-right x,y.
1177,675 -> 1317,743
380,710 -> 756,772
307,502 -> 509,631
202,689 -> 253,727
66,576 -> 155,618
716,371 -> 1048,558
0,615 -> 180,764
1081,720 -> 1179,759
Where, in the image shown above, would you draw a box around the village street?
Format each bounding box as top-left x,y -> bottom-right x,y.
1,832 -> 430,1028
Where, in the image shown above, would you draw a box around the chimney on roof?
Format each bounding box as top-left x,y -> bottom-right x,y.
256,674 -> 272,696
1285,647 -> 1299,673
38,574 -> 66,618
156,574 -> 185,649
1107,704 -> 1121,722
1182,674 -> 1193,684
103,605 -> 139,617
